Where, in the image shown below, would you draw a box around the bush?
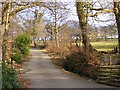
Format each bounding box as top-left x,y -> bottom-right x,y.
14,34 -> 30,57
2,64 -> 21,89
15,34 -> 30,49
63,51 -> 98,79
12,48 -> 21,54
11,53 -> 23,64
21,47 -> 30,57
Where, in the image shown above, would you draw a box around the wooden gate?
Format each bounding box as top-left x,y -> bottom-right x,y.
98,65 -> 120,87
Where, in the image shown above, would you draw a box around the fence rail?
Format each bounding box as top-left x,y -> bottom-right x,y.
98,65 -> 120,87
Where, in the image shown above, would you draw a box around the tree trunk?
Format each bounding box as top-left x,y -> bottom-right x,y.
114,1 -> 120,54
50,31 -> 53,41
54,1 -> 59,47
55,26 -> 59,47
76,2 -> 91,55
2,2 -> 12,65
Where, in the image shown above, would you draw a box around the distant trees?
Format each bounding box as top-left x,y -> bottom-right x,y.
99,25 -> 117,41
28,9 -> 45,46
100,26 -> 109,41
66,20 -> 82,47
45,22 -> 54,41
43,1 -> 69,47
59,24 -> 73,46
88,27 -> 98,42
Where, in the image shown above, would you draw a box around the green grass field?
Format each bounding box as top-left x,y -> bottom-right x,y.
73,40 -> 118,51
90,41 -> 118,51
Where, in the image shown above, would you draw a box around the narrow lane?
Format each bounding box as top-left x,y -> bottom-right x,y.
21,48 -> 114,88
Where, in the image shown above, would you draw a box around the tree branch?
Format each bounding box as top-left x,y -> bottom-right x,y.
10,2 -> 43,17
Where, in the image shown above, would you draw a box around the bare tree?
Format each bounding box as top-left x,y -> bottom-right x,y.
45,22 -> 54,41
43,1 -> 69,47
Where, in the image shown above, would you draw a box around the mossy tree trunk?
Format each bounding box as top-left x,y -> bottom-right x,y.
54,0 -> 59,47
2,2 -> 12,65
114,1 -> 120,54
76,2 -> 92,55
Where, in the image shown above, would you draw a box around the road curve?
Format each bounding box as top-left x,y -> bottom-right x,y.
21,48 -> 115,88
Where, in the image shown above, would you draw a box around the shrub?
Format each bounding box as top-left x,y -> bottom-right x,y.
14,34 -> 30,57
12,48 -> 21,54
2,63 -> 21,89
21,47 -> 30,57
15,34 -> 30,49
63,51 -> 98,79
11,53 -> 23,64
